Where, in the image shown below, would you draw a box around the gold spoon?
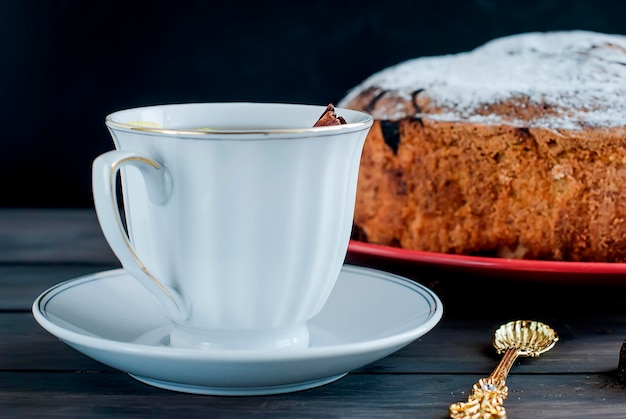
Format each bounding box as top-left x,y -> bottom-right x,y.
449,320 -> 558,419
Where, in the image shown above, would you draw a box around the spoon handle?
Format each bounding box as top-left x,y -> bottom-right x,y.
489,348 -> 520,383
449,348 -> 520,419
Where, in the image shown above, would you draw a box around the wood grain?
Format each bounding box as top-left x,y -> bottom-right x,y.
2,209 -> 626,418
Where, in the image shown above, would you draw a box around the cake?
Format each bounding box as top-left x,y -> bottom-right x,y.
338,30 -> 626,262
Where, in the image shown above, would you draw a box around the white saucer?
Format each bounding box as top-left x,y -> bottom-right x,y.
32,265 -> 443,396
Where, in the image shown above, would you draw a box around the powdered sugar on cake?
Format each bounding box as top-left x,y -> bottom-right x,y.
339,31 -> 626,130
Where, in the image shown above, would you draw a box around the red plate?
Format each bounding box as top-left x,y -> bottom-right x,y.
346,240 -> 626,285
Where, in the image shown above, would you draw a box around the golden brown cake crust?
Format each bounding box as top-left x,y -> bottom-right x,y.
340,31 -> 626,262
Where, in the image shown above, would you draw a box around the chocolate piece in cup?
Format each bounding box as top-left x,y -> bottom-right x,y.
314,103 -> 347,127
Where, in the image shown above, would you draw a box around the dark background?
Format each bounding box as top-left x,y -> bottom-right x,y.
2,0 -> 625,208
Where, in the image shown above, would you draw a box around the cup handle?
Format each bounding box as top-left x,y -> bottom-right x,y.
92,150 -> 188,321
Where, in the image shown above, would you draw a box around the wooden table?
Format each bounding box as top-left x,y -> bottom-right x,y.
4,208 -> 626,417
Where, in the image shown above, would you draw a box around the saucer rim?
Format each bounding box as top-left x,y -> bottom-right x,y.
33,265 -> 443,361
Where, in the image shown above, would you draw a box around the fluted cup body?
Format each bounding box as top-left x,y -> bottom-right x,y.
92,103 -> 372,350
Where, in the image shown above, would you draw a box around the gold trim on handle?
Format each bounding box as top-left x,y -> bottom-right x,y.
109,156 -> 180,307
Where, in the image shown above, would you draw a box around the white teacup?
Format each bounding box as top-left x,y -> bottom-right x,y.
92,102 -> 373,350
